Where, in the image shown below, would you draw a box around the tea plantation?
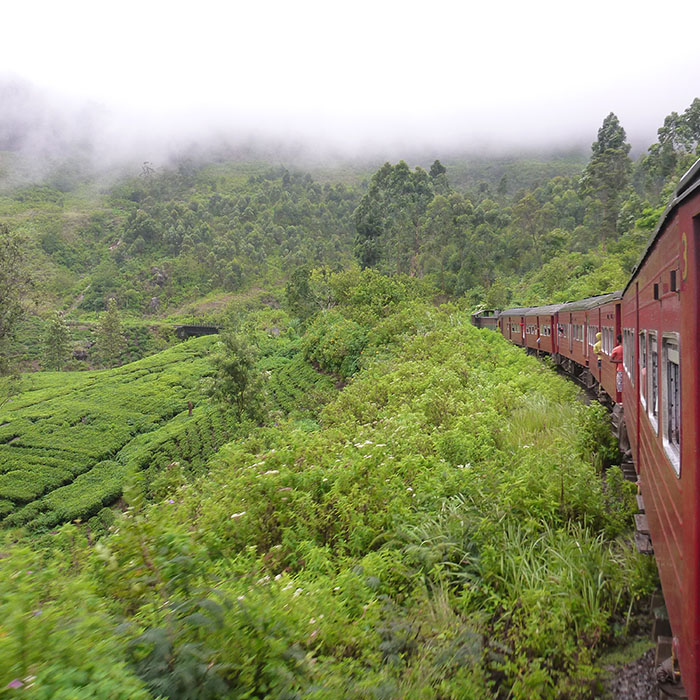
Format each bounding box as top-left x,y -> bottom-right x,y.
0,333 -> 335,531
0,336 -> 222,527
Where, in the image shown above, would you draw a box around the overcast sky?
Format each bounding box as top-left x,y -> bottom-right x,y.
2,0 -> 700,158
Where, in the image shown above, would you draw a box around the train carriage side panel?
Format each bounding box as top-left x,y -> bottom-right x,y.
557,309 -> 573,362
500,308 -> 530,347
537,310 -> 554,354
570,308 -> 588,368
589,305 -> 602,386
676,183 -> 700,697
626,159 -> 700,699
621,285 -> 639,470
634,217 -> 685,681
525,312 -> 539,351
598,300 -> 621,402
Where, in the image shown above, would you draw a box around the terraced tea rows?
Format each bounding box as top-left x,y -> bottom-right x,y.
0,334 -> 339,530
0,336 -> 223,529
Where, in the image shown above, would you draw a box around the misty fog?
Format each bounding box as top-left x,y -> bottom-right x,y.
2,0 -> 700,182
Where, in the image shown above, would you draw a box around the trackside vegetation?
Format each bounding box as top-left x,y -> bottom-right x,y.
0,272 -> 655,699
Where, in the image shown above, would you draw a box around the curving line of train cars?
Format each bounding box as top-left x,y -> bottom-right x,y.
496,157 -> 700,698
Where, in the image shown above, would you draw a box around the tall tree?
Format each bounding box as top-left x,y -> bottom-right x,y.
0,224 -> 33,376
641,97 -> 700,194
207,332 -> 266,422
421,194 -> 456,290
429,159 -> 450,196
96,298 -> 126,368
579,113 -> 632,248
43,312 -> 71,371
354,161 -> 434,274
285,266 -> 316,322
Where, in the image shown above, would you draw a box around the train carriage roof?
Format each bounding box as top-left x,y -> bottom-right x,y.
499,307 -> 533,316
523,303 -> 566,317
558,291 -> 622,312
625,156 -> 700,292
500,292 -> 621,318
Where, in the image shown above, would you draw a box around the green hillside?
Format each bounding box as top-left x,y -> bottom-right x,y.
2,99 -> 699,697
0,272 -> 655,698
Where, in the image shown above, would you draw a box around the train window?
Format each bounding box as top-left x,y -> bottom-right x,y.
662,335 -> 680,476
602,326 -> 613,354
588,325 -> 598,346
648,332 -> 658,434
623,329 -> 635,384
639,331 -> 647,410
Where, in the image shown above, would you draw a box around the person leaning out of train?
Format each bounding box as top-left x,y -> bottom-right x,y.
609,334 -> 623,394
593,332 -> 602,370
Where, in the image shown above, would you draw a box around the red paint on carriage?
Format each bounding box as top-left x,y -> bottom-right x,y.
621,159 -> 700,698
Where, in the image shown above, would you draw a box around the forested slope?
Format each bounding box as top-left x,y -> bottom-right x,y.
2,98 -> 699,376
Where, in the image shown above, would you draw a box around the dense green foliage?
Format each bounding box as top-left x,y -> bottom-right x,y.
41,313 -> 70,371
1,99 -> 698,375
0,223 -> 33,375
0,337 -> 220,528
0,272 -> 654,698
2,101 -> 695,696
96,298 -> 127,368
352,100 -> 700,308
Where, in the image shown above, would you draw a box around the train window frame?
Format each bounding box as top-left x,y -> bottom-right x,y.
623,328 -> 635,384
639,330 -> 647,410
662,333 -> 681,477
588,325 -> 598,347
648,331 -> 659,435
602,326 -> 613,354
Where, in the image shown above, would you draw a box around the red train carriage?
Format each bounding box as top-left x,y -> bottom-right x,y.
524,303 -> 563,355
586,292 -> 622,403
524,311 -> 540,352
557,299 -> 591,370
622,159 -> 700,698
471,309 -> 500,330
553,294 -> 622,402
499,307 -> 530,346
